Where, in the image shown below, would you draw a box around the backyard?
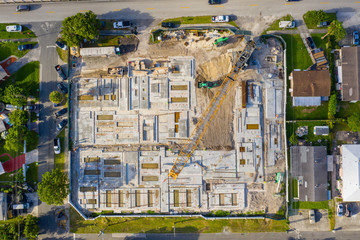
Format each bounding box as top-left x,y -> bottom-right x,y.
70,208 -> 288,234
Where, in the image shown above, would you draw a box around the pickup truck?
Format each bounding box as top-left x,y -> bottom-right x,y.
211,15 -> 229,23
113,21 -> 131,29
55,65 -> 67,81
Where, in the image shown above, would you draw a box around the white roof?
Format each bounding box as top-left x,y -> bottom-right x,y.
293,97 -> 321,106
342,144 -> 360,201
80,47 -> 115,56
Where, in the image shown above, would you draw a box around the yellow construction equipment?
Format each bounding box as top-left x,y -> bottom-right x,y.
169,40 -> 256,180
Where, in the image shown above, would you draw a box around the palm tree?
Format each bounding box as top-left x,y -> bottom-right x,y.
321,20 -> 346,41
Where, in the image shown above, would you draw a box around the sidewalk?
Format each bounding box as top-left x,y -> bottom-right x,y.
0,38 -> 38,43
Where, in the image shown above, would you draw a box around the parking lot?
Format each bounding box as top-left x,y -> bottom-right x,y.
289,209 -> 330,231
335,202 -> 360,231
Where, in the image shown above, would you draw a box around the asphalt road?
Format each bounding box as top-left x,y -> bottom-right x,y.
0,0 -> 359,24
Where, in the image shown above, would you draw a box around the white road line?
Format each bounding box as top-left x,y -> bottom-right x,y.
39,63 -> 43,91
46,46 -> 56,48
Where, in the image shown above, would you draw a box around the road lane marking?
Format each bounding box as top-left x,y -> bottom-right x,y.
79,10 -> 89,12
180,7 -> 190,8
284,3 -> 294,5
320,2 -> 329,4
46,46 -> 56,48
46,11 -> 55,13
12,12 -> 21,14
147,8 -> 155,10
249,4 -> 258,6
213,5 -> 224,7
113,9 -> 122,11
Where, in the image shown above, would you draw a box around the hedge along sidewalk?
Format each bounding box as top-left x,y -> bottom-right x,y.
0,24 -> 36,39
162,16 -> 239,28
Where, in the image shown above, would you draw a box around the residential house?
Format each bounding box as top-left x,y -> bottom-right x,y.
339,47 -> 360,102
289,70 -> 331,106
0,65 -> 10,82
341,144 -> 360,201
291,146 -> 328,201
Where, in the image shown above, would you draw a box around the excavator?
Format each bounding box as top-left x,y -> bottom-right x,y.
169,40 -> 256,180
197,80 -> 223,89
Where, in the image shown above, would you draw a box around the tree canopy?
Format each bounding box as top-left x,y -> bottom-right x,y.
289,133 -> 299,145
347,112 -> 360,132
38,168 -> 69,205
322,20 -> 346,41
304,10 -> 328,25
9,110 -> 28,126
4,126 -> 28,153
2,85 -> 27,107
61,11 -> 100,46
0,215 -> 38,240
23,215 -> 39,240
49,91 -> 64,104
328,94 -> 337,119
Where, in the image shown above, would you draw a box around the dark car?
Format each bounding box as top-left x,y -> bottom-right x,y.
56,119 -> 68,132
306,37 -> 315,49
18,44 -> 33,51
55,65 -> 67,81
25,105 -> 36,111
57,83 -> 68,94
16,5 -> 30,12
317,21 -> 331,27
209,0 -> 221,4
55,41 -> 67,51
161,22 -> 175,28
345,204 -> 352,217
53,102 -> 61,107
55,108 -> 67,118
353,31 -> 359,45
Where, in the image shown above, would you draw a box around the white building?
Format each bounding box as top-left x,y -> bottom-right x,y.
341,144 -> 360,202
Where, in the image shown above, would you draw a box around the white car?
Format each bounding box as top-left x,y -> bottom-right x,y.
337,204 -> 344,217
113,21 -> 131,29
309,209 -> 315,224
211,15 -> 230,23
6,25 -> 22,32
54,138 -> 61,154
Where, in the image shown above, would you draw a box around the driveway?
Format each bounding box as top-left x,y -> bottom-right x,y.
289,209 -> 330,231
335,202 -> 360,231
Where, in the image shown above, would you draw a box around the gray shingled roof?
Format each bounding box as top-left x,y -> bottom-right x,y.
290,146 -> 328,202
341,47 -> 360,101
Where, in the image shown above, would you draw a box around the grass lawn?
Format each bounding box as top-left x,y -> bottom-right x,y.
280,34 -> 312,75
263,15 -> 294,33
287,102 -> 329,121
303,13 -> 337,29
0,41 -> 37,61
162,16 -> 239,28
292,178 -> 298,198
0,61 -> 40,99
0,170 -> 19,183
0,24 -> 36,39
70,208 -> 288,233
0,140 -> 17,161
337,101 -> 360,119
55,130 -> 65,171
293,201 -> 329,209
26,162 -> 38,188
56,47 -> 68,63
311,33 -> 328,51
83,35 -> 128,47
26,130 -> 39,152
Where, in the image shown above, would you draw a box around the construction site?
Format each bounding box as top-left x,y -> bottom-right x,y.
70,29 -> 286,216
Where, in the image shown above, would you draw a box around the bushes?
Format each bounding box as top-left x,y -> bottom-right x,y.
304,10 -> 328,25
49,90 -> 64,104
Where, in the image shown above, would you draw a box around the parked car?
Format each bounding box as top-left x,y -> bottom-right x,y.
55,65 -> 67,81
55,41 -> 67,51
18,44 -> 33,51
5,104 -> 23,111
211,15 -> 230,23
25,105 -> 36,111
55,108 -> 67,118
53,102 -> 61,108
113,21 -> 131,29
337,203 -> 344,217
12,203 -> 30,210
56,119 -> 68,132
279,20 -> 296,29
309,209 -> 315,224
306,37 -> 315,49
54,138 -> 61,154
161,22 -> 175,28
317,21 -> 331,28
6,25 -> 22,33
208,0 -> 221,4
353,31 -> 359,45
0,114 -> 12,127
16,5 -> 30,12
57,83 -> 68,94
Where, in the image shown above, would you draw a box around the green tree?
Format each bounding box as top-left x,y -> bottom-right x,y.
328,94 -> 337,119
322,20 -> 346,41
38,168 -> 69,205
49,91 -> 64,104
9,110 -> 29,127
2,85 -> 27,107
23,215 -> 39,240
4,126 -> 28,153
289,133 -> 299,145
347,112 -> 360,132
61,11 -> 100,46
304,10 -> 328,25
0,217 -> 23,240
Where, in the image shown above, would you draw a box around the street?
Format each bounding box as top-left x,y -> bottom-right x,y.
0,0 -> 358,239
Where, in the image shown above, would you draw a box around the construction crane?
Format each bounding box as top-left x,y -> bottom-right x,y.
169,40 -> 256,180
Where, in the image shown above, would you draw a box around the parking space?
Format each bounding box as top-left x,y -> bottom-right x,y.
335,203 -> 360,231
289,209 -> 330,231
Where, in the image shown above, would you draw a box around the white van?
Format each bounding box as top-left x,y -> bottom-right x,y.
6,25 -> 22,32
279,21 -> 296,29
12,203 -> 29,210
